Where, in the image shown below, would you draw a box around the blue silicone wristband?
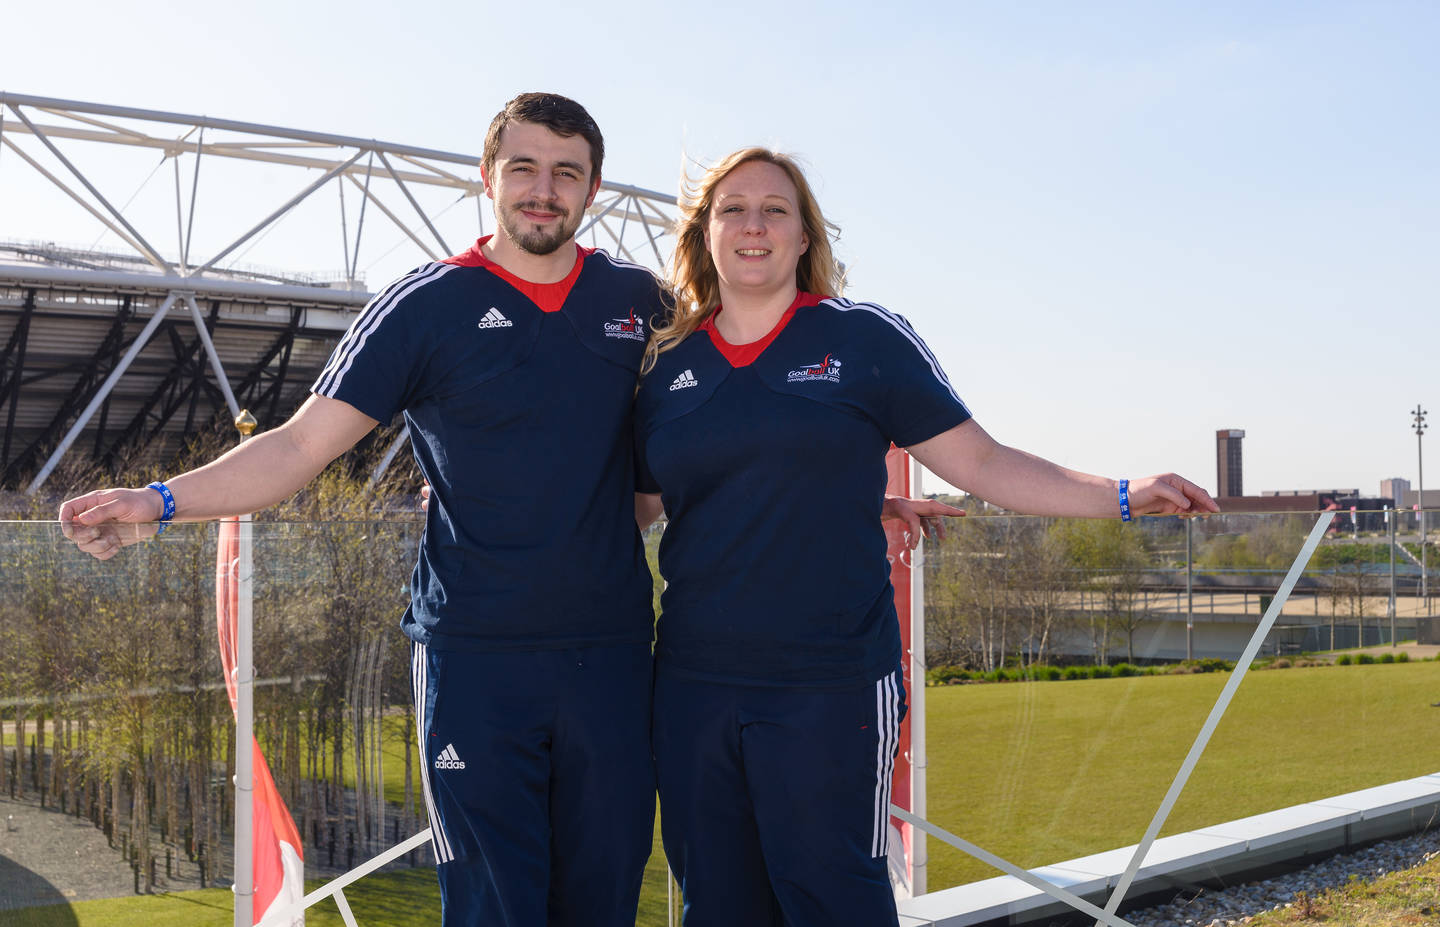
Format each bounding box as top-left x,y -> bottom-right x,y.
147,481 -> 176,534
1118,479 -> 1132,522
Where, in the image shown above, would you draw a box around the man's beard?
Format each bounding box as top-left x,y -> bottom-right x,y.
496,199 -> 582,256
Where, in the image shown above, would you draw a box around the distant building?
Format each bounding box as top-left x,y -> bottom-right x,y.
1216,489 -> 1395,532
1381,477 -> 1410,505
1399,488 -> 1440,534
1216,429 -> 1245,497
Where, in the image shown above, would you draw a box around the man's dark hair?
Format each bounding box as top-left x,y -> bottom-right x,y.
482,92 -> 605,181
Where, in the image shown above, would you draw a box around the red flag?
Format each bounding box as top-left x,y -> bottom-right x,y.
217,517 -> 305,925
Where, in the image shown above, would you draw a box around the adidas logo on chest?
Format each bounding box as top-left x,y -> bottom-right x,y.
477,307 -> 514,329
669,369 -> 698,391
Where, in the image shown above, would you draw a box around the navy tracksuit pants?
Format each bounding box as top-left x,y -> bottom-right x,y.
412,641 -> 655,927
653,665 -> 908,927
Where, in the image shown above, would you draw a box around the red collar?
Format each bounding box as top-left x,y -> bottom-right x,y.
702,291 -> 828,367
444,235 -> 589,313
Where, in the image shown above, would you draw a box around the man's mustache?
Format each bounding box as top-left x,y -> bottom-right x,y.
514,200 -> 567,219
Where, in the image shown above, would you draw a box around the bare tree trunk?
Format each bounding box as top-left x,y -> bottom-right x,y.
403,712 -> 414,822
111,764 -> 123,847
15,706 -> 26,799
134,745 -> 152,891
350,643 -> 367,849
372,636 -> 386,852
0,704 -> 8,796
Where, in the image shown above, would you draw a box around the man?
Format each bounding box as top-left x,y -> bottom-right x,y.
61,92 -> 666,927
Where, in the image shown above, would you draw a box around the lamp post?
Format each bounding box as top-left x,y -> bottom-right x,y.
1415,404 -> 1427,603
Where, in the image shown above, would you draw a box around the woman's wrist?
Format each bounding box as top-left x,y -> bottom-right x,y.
146,481 -> 176,533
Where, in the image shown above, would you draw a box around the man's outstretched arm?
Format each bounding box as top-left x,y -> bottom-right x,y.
60,394 -> 379,559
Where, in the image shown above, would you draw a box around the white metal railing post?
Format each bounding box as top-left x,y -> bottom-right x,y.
233,411 -> 258,927
909,456 -> 927,896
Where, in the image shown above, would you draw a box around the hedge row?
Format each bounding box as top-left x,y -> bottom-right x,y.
927,652 -> 1418,685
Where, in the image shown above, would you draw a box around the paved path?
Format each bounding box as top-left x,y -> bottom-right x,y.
0,795 -> 136,911
1,783 -> 429,914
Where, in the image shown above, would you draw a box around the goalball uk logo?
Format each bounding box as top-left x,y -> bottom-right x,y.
434,743 -> 466,770
786,353 -> 843,383
603,308 -> 645,342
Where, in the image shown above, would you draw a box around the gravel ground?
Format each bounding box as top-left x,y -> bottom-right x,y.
1125,829 -> 1440,926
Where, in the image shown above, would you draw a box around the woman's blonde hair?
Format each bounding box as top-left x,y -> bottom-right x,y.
642,148 -> 843,374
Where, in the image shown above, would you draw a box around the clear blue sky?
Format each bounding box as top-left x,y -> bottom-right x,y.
3,0 -> 1434,499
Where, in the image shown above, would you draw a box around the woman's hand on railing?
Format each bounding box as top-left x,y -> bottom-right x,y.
884,495 -> 965,549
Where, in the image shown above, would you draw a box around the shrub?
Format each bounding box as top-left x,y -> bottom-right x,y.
1379,652 -> 1395,664
1170,658 -> 1235,675
1025,665 -> 1063,682
927,665 -> 974,685
1088,665 -> 1114,679
1336,654 -> 1353,665
1271,657 -> 1292,669
1397,652 -> 1411,663
1062,666 -> 1088,681
1356,653 -> 1376,665
1112,663 -> 1141,677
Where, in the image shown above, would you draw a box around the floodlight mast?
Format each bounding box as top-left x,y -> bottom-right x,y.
1415,404 -> 1428,601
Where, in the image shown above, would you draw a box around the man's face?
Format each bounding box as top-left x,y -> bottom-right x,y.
483,121 -> 600,256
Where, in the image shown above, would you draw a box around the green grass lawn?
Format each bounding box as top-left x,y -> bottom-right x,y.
5,662 -> 1435,924
923,661 -> 1440,888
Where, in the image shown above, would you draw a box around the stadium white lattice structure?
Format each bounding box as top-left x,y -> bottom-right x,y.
0,92 -> 678,493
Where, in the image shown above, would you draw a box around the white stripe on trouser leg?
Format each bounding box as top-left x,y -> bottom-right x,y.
872,671 -> 899,858
881,673 -> 899,857
413,642 -> 455,863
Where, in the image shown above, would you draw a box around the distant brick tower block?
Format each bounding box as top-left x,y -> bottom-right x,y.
1217,429 -> 1245,498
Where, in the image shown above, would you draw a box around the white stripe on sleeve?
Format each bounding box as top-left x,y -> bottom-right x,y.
314,262 -> 457,396
823,297 -> 969,411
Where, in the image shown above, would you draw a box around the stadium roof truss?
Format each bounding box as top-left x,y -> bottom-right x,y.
0,92 -> 678,493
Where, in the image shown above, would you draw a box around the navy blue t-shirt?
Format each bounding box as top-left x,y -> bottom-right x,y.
635,293 -> 971,687
313,238 -> 666,652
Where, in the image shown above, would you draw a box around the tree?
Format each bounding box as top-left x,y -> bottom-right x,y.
1052,519 -> 1149,664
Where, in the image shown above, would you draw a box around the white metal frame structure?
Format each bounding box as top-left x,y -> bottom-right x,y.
0,92 -> 678,491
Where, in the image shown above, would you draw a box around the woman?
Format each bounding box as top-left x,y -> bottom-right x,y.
634,148 -> 1217,926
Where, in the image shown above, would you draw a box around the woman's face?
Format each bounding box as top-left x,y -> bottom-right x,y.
704,159 -> 809,300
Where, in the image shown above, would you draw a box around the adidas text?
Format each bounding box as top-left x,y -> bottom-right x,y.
478,308 -> 513,329
669,369 -> 698,391
434,744 -> 466,770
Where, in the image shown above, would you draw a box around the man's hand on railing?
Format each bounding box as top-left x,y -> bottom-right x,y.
58,488 -> 163,560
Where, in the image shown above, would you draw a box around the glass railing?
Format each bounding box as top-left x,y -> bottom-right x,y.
0,512 -> 1434,925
